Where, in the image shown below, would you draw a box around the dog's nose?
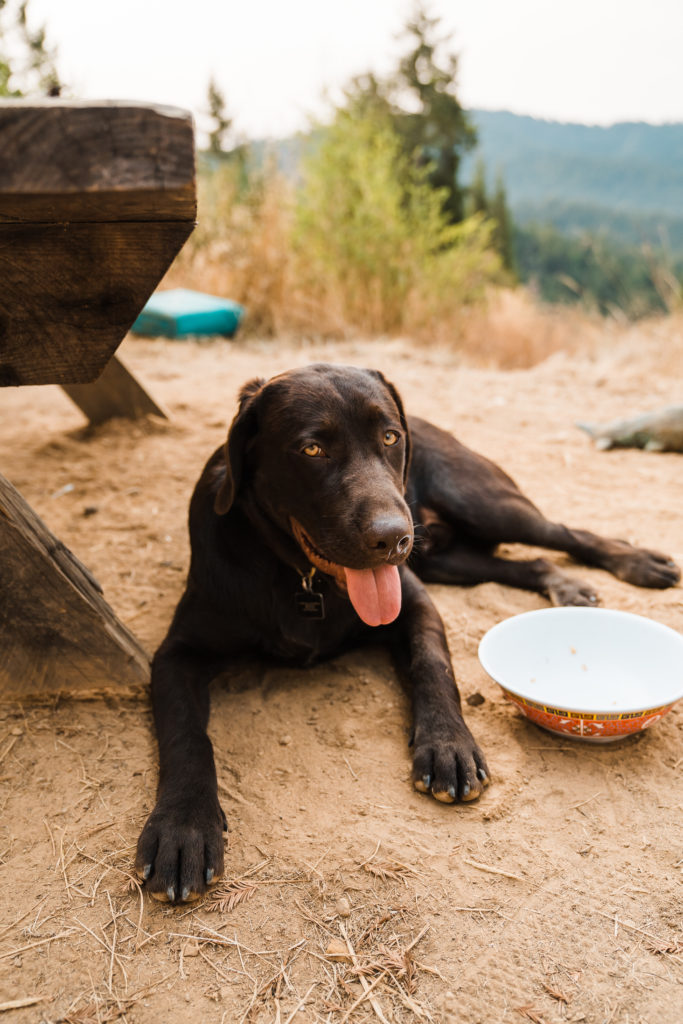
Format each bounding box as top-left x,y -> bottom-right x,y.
367,517 -> 413,559
396,534 -> 412,555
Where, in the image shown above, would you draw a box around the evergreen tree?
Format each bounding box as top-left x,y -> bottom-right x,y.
491,172 -> 516,274
464,160 -> 516,274
343,2 -> 476,225
468,158 -> 489,217
206,76 -> 232,154
391,3 -> 477,223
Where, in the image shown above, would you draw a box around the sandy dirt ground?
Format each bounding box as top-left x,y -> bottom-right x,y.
0,322 -> 682,1024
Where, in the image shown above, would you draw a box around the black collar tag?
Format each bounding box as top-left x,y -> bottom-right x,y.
295,569 -> 325,619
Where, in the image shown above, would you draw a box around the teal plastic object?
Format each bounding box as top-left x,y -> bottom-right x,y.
131,288 -> 245,338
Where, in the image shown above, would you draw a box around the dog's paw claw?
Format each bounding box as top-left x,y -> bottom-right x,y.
412,726 -> 490,805
135,794 -> 226,904
414,774 -> 431,793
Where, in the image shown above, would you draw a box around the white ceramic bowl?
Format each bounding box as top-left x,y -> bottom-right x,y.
478,607 -> 683,742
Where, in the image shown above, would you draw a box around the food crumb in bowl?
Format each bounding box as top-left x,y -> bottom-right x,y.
581,664 -> 587,671
570,647 -> 576,654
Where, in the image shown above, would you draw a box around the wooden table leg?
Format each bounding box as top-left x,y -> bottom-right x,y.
0,472 -> 150,700
61,354 -> 169,427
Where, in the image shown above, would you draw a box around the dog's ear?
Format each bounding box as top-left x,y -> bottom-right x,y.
214,378 -> 266,515
371,371 -> 412,487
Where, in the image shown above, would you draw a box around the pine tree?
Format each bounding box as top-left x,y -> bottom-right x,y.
468,158 -> 489,218
207,76 -> 233,154
343,3 -> 476,224
340,4 -> 515,270
391,3 -> 477,223
490,172 -> 516,274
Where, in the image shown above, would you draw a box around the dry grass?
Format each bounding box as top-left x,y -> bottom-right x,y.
451,287 -> 605,367
165,168 -> 299,337
414,287 -> 683,370
162,162 -> 498,346
166,169 -> 683,370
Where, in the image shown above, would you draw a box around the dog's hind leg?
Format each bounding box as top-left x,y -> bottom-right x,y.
414,456 -> 680,591
516,521 -> 680,589
471,504 -> 681,590
417,544 -> 600,606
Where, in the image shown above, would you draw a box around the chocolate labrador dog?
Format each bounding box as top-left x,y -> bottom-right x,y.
136,364 -> 680,902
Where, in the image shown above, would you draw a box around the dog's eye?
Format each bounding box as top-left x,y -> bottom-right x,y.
383,430 -> 400,447
302,443 -> 325,458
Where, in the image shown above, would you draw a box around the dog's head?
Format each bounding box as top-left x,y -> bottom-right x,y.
214,364 -> 414,626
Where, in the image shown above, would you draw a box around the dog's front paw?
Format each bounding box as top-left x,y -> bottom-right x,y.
546,572 -> 600,607
412,722 -> 490,804
135,790 -> 227,903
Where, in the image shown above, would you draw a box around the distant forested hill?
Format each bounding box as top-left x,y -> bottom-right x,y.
242,111 -> 682,316
464,111 -> 683,253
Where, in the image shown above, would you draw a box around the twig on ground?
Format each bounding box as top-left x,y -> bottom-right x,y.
282,983 -> 316,1024
383,972 -> 432,1020
198,946 -> 236,985
0,897 -> 47,942
358,840 -> 382,870
592,910 -> 683,963
0,931 -> 73,961
73,917 -> 129,990
363,861 -> 417,884
0,733 -> 20,765
104,891 -> 119,994
0,996 -> 46,1012
340,923 -> 391,1024
294,899 -> 336,937
516,1006 -> 549,1024
569,790 -> 603,810
462,857 -> 526,882
59,970 -> 176,1024
58,831 -> 73,902
43,818 -> 56,857
339,971 -> 388,1022
543,982 -> 570,1003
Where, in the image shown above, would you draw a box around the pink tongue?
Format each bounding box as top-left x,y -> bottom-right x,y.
343,564 -> 402,627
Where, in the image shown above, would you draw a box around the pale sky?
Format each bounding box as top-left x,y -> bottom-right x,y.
29,0 -> 683,139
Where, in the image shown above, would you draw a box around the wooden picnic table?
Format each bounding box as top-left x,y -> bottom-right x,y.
0,99 -> 196,698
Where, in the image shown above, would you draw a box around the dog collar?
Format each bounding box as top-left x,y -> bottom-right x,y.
295,568 -> 325,619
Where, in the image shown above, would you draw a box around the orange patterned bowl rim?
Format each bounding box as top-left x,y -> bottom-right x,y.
501,688 -> 676,738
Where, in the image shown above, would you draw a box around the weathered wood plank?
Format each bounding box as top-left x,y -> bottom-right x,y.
0,100 -> 196,222
0,102 -> 191,698
0,100 -> 196,387
0,190 -> 196,224
0,220 -> 194,386
62,354 -> 169,426
0,472 -> 150,700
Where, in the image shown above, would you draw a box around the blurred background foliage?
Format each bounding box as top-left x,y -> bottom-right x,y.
181,2 -> 683,332
3,1 -> 681,337
0,0 -> 61,97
